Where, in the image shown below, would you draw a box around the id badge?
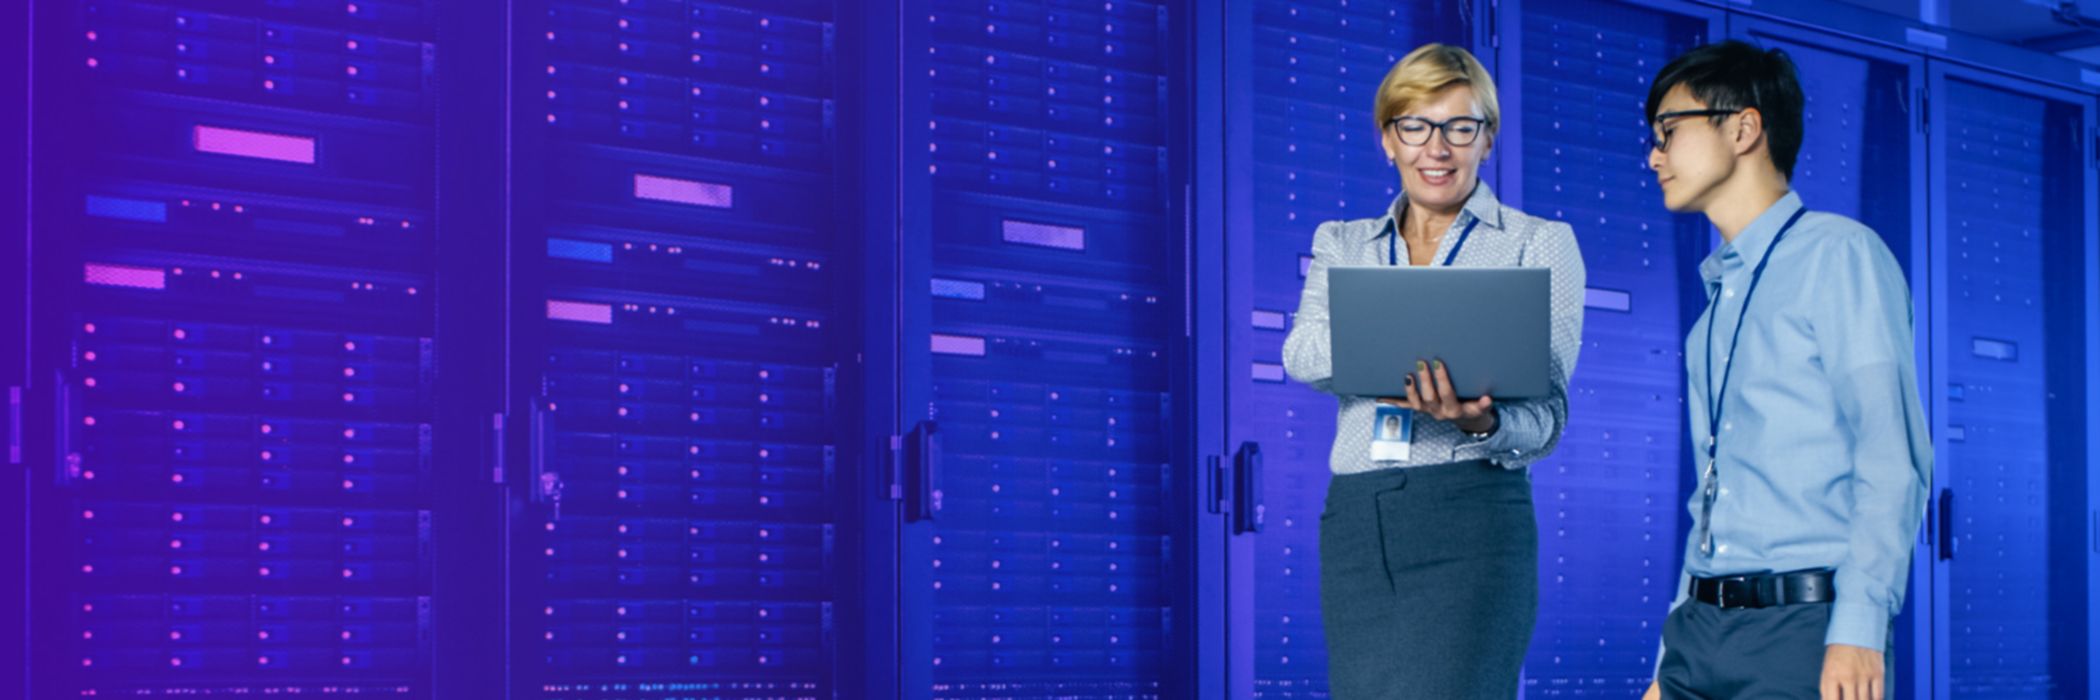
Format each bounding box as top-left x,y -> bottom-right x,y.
1370,405 -> 1413,462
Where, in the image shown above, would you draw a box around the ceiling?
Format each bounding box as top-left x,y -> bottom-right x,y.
1828,0 -> 2100,66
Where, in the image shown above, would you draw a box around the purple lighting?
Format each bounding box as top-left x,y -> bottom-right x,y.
83,262 -> 167,290
633,173 -> 733,208
1001,219 -> 1085,251
192,124 -> 317,164
930,333 -> 986,357
546,299 -> 613,324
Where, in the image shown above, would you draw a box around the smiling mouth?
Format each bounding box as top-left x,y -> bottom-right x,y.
1419,168 -> 1453,179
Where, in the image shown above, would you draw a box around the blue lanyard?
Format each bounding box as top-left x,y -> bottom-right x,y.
1702,207 -> 1808,462
1387,217 -> 1480,267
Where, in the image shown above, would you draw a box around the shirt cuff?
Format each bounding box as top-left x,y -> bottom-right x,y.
1480,405 -> 1535,457
1825,600 -> 1891,651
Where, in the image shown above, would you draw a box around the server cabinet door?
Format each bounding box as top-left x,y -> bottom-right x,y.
1498,0 -> 1718,695
1219,2 -> 1467,698
1732,19 -> 1932,699
3,3 -> 28,696
515,0 -> 855,697
1926,63 -> 2094,700
35,0 -> 443,695
897,0 -> 1193,697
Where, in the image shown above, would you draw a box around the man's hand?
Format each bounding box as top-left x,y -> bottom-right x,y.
1376,359 -> 1495,433
1820,644 -> 1884,700
1641,681 -> 1660,700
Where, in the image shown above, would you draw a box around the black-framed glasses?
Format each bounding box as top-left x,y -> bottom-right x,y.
1646,108 -> 1742,153
1385,116 -> 1488,147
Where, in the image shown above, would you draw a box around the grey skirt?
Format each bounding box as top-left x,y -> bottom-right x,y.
1319,460 -> 1539,700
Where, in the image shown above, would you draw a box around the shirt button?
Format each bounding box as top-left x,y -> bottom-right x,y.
1716,544 -> 1730,554
1719,487 -> 1730,497
1722,422 -> 1732,431
1723,288 -> 1736,298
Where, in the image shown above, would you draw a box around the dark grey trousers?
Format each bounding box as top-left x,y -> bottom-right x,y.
1658,601 -> 1894,699
1319,461 -> 1538,700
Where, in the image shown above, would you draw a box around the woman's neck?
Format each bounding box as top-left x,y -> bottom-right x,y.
1403,200 -> 1462,244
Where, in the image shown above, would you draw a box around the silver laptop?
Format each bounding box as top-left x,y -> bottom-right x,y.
1327,267 -> 1553,399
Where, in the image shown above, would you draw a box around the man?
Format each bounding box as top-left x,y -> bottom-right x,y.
1637,41 -> 1932,700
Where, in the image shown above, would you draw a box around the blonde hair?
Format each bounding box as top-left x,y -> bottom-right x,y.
1374,44 -> 1500,139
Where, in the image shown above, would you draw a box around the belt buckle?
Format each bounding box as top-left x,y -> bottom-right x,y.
1717,575 -> 1751,609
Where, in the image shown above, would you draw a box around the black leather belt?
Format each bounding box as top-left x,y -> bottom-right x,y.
1688,569 -> 1835,610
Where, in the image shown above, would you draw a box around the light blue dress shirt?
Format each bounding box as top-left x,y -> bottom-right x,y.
1671,191 -> 1933,651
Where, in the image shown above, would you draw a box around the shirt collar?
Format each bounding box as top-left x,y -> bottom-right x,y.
1700,191 -> 1805,289
1376,181 -> 1504,240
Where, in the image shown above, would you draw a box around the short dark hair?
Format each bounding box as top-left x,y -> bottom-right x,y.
1646,40 -> 1805,180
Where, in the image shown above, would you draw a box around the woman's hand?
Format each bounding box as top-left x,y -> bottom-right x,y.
1377,359 -> 1496,434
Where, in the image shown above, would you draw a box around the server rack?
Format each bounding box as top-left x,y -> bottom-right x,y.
32,0 -> 444,695
895,0 -> 1195,697
513,0 -> 855,697
1927,61 -> 2093,700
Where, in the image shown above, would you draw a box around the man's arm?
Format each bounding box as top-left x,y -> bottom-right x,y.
1812,231 -> 1933,651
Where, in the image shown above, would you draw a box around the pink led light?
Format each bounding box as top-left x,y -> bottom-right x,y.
930,333 -> 987,357
546,299 -> 613,324
633,173 -> 733,208
192,125 -> 316,164
83,262 -> 166,290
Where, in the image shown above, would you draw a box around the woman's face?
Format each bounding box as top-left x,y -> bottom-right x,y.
1382,84 -> 1491,213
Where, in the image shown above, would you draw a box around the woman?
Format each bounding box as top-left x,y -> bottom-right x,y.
1281,44 -> 1585,699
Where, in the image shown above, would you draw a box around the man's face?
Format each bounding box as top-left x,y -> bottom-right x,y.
1647,84 -> 1741,213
